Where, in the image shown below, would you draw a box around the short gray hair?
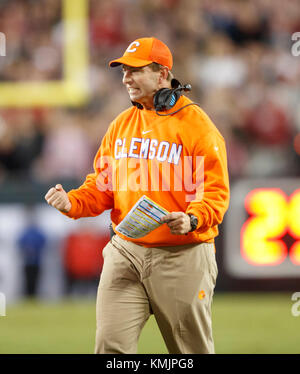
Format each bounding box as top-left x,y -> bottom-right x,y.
148,62 -> 173,82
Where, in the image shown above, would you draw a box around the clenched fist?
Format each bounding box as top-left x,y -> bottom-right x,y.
45,184 -> 71,213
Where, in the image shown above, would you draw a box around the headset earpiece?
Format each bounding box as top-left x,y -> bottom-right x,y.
153,79 -> 192,112
153,88 -> 181,111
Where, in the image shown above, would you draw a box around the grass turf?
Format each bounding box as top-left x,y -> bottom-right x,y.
0,292 -> 299,354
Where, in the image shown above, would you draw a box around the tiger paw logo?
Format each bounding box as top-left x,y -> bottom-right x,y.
198,290 -> 206,300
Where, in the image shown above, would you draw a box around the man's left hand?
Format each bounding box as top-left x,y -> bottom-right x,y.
160,212 -> 191,235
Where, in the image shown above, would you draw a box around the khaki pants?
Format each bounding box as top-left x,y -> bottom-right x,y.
94,234 -> 218,354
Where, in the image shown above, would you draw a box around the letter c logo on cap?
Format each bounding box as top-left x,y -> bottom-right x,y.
126,41 -> 140,53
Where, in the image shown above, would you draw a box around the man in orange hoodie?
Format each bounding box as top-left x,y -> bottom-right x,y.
45,37 -> 230,354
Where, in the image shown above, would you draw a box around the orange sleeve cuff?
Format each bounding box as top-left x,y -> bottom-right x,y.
60,193 -> 79,219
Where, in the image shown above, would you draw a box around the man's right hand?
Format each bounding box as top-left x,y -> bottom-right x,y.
45,184 -> 71,213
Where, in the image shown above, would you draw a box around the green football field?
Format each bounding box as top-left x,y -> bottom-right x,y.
0,292 -> 299,354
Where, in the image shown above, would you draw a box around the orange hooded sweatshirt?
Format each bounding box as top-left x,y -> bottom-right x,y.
63,95 -> 230,247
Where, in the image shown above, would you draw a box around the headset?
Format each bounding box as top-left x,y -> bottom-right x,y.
132,78 -> 200,116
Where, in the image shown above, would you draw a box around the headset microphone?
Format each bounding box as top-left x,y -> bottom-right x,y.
182,84 -> 192,92
173,83 -> 191,92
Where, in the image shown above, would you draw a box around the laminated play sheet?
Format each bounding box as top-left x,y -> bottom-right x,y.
115,195 -> 169,238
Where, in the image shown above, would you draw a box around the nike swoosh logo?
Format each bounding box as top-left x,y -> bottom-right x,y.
142,130 -> 152,135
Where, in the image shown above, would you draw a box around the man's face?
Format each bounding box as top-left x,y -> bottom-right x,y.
122,65 -> 160,109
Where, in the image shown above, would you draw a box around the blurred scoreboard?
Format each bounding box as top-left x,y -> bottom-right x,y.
224,179 -> 300,278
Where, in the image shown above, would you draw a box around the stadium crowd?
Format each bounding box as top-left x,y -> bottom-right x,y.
0,0 -> 300,184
